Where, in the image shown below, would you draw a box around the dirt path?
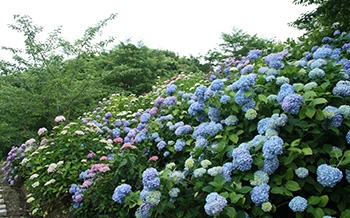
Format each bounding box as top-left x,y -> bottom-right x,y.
0,170 -> 29,217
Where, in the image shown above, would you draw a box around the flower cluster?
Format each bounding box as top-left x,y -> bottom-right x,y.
288,196 -> 308,212
112,184 -> 132,204
250,183 -> 270,206
204,192 -> 227,216
316,164 -> 343,188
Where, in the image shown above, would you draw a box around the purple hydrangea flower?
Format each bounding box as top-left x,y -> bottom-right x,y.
154,96 -> 164,106
240,65 -> 254,74
316,164 -> 343,188
289,196 -> 308,212
142,168 -> 160,190
163,96 -> 177,106
174,125 -> 192,136
204,192 -> 227,216
281,94 -> 303,115
250,183 -> 270,206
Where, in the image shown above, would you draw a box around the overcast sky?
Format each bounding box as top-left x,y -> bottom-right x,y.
0,0 -> 316,58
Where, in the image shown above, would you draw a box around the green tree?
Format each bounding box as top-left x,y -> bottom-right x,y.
291,0 -> 350,31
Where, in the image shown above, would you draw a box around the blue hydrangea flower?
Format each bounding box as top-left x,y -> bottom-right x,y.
142,168 -> 160,190
264,53 -> 285,69
163,96 -> 177,106
188,100 -> 204,116
204,192 -> 227,216
277,84 -> 294,104
257,118 -> 271,135
203,122 -> 223,137
276,76 -> 290,85
242,99 -> 256,112
332,80 -> 350,97
156,141 -> 166,150
135,202 -> 152,218
240,65 -> 254,74
309,59 -> 328,69
174,139 -> 186,151
288,196 -> 308,212
208,107 -> 221,123
308,68 -> 325,79
258,67 -> 269,74
168,188 -> 180,198
346,130 -> 350,144
221,162 -> 235,181
140,112 -> 151,123
322,36 -> 333,43
346,169 -> 350,183
209,79 -> 224,91
281,94 -> 303,115
317,164 -> 343,187
261,156 -> 280,175
295,167 -> 309,179
323,106 -> 343,128
250,183 -> 270,206
166,84 -> 177,96
220,95 -> 231,104
313,45 -> 332,59
194,136 -> 208,148
112,183 -> 132,203
231,74 -> 257,91
174,125 -> 192,136
247,49 -> 262,60
232,147 -> 253,171
195,85 -> 207,97
262,136 -> 284,159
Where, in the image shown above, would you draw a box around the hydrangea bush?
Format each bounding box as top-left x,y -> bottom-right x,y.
3,25 -> 350,217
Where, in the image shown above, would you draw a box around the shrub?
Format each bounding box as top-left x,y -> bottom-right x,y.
3,25 -> 350,217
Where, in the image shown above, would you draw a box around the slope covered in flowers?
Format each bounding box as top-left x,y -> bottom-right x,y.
3,26 -> 350,217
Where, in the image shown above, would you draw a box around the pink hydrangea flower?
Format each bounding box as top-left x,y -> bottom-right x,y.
82,180 -> 93,187
113,137 -> 123,143
149,156 -> 159,161
121,143 -> 137,150
74,130 -> 84,135
54,115 -> 66,122
100,156 -> 108,161
37,127 -> 47,136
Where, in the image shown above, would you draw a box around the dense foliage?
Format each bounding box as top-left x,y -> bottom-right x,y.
3,17 -> 350,218
0,15 -> 201,157
291,0 -> 350,32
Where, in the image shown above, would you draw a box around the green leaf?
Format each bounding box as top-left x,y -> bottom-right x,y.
311,98 -> 328,106
229,193 -> 244,203
305,106 -> 316,118
285,168 -> 294,180
224,207 -> 237,218
258,94 -> 267,104
344,150 -> 350,157
237,186 -> 252,194
302,147 -> 313,155
270,187 -> 284,195
290,139 -> 301,147
314,207 -> 325,217
285,181 -> 301,191
340,209 -> 350,218
319,195 -> 329,207
308,196 -> 321,205
229,134 -> 239,143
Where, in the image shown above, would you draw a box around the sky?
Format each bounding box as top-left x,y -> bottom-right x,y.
0,0 -> 316,59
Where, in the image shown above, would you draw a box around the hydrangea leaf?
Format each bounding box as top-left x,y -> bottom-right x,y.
285,181 -> 301,191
